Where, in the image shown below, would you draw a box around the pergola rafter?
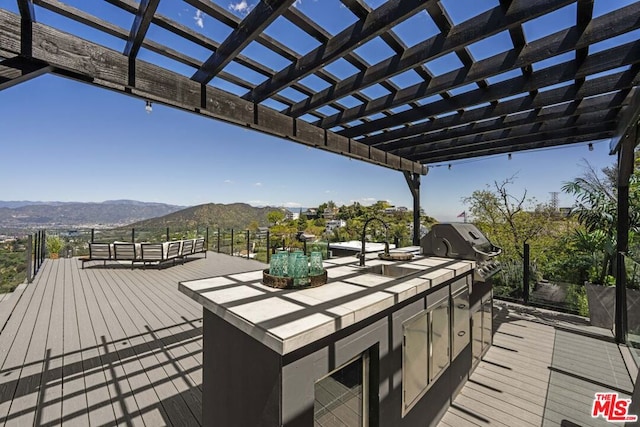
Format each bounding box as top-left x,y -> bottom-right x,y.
3,0 -> 640,344
245,0 -> 430,103
1,0 -> 638,167
337,38 -> 640,139
389,93 -> 627,157
406,113 -> 618,162
124,0 -> 160,59
288,0 -> 574,120
361,67 -> 640,148
0,55 -> 51,91
192,0 -> 295,84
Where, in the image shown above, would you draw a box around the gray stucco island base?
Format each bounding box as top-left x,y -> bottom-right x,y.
179,254 -> 493,426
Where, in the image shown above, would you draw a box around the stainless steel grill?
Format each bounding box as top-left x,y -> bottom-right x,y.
421,223 -> 501,282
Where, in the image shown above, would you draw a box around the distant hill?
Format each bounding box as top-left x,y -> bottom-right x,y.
0,200 -> 185,229
129,203 -> 285,230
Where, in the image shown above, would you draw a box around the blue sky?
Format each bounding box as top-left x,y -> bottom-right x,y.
0,1 -> 635,222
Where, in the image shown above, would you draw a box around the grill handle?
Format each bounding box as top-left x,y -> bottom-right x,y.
473,245 -> 502,258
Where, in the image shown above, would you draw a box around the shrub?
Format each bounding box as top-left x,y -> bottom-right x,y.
46,235 -> 64,258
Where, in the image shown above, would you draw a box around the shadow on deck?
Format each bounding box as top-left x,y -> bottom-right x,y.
0,256 -> 636,426
440,301 -> 635,427
0,253 -> 265,426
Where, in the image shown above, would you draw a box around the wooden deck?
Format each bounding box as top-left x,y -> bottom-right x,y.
0,257 -> 636,426
0,254 -> 265,427
439,301 -> 635,427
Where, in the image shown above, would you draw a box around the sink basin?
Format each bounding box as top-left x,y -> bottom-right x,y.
378,252 -> 414,261
361,264 -> 418,279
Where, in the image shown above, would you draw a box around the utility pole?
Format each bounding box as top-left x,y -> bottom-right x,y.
550,191 -> 559,211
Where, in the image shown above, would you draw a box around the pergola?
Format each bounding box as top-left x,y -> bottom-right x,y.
1,0 -> 639,341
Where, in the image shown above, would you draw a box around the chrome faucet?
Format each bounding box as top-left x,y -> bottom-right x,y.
359,217 -> 390,266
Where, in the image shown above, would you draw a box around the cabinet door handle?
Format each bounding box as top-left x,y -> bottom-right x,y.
457,331 -> 466,337
458,304 -> 467,309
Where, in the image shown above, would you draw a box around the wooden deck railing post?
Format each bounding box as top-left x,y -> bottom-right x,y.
131,228 -> 135,243
217,228 -> 220,253
206,227 -> 209,252
231,229 -> 234,256
166,227 -> 170,241
91,228 -> 95,243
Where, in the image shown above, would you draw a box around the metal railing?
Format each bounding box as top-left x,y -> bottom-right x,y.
0,230 -> 47,293
623,254 -> 640,365
11,226 -> 332,279
492,243 -> 589,316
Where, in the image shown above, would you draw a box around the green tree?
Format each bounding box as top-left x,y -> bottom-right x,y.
248,220 -> 260,232
562,158 -> 640,284
267,210 -> 285,226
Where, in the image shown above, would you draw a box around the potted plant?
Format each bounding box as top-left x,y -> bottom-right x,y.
46,235 -> 64,259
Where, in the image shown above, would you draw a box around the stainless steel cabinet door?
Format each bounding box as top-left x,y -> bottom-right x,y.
430,299 -> 450,382
403,312 -> 429,411
451,289 -> 470,359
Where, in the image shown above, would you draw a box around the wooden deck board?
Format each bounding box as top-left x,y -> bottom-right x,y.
97,267 -> 199,426
61,251 -> 93,426
438,301 -> 634,427
6,258 -> 57,426
37,258 -> 65,425
82,267 -> 148,426
0,256 -> 636,426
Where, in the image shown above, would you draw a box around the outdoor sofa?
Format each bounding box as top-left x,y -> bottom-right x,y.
80,238 -> 206,269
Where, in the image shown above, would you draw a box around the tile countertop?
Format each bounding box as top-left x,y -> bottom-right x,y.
179,254 -> 474,355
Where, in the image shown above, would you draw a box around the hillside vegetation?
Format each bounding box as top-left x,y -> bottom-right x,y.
129,203 -> 283,230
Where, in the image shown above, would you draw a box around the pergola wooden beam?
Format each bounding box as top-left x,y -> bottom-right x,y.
34,0 -> 329,121
286,0 -> 574,118
123,0 -> 160,59
328,3 -> 640,134
31,0 -> 258,103
419,129 -> 614,164
0,1 -> 638,170
338,39 -> 640,138
0,9 -> 424,175
0,56 -> 51,91
610,86 -> 640,154
403,112 -> 617,161
245,0 -> 430,103
388,93 -> 625,155
192,0 -> 295,84
360,67 -> 640,147
337,0 -> 423,98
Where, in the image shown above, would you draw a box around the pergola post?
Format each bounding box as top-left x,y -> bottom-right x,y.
615,123 -> 638,343
403,171 -> 422,246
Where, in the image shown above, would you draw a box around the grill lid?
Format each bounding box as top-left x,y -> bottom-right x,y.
421,223 -> 501,260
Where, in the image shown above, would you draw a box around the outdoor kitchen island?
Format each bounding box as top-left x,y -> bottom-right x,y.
179,253 -> 493,427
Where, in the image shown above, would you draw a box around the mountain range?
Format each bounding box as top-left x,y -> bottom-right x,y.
0,200 -> 287,232
0,200 -> 185,230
